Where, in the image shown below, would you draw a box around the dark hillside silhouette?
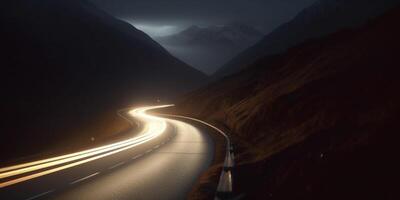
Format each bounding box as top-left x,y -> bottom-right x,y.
0,0 -> 206,162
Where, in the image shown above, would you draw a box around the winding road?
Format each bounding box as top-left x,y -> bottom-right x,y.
0,105 -> 215,200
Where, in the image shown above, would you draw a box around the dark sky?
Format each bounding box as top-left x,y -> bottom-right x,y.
90,0 -> 318,37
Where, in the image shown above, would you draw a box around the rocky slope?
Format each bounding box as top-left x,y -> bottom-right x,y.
178,6 -> 400,199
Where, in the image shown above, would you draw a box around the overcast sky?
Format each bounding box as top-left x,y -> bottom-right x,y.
90,0 -> 318,37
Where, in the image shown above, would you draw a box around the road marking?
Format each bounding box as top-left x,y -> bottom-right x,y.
157,151 -> 207,155
159,113 -> 233,197
25,190 -> 54,200
145,149 -> 153,154
170,141 -> 203,143
153,145 -> 160,149
69,172 -> 99,185
0,105 -> 171,189
131,154 -> 142,160
108,162 -> 125,170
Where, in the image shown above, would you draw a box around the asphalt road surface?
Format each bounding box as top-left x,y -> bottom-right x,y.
0,105 -> 214,200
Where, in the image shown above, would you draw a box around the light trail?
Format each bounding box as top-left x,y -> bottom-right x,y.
0,105 -> 173,188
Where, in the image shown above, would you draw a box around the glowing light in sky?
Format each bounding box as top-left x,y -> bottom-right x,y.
129,23 -> 182,37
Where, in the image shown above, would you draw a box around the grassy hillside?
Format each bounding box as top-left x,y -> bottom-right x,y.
178,7 -> 400,199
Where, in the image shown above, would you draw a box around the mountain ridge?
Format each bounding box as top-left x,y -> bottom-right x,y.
214,0 -> 400,78
155,23 -> 263,74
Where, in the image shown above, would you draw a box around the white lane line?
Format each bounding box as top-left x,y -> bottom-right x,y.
108,162 -> 125,170
25,190 -> 54,200
145,149 -> 153,154
131,154 -> 142,160
153,145 -> 160,149
69,172 -> 99,185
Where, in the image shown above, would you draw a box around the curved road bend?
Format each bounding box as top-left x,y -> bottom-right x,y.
0,105 -> 214,200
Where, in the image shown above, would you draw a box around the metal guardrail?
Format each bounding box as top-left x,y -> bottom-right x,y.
157,113 -> 235,199
215,141 -> 234,200
118,106 -> 235,199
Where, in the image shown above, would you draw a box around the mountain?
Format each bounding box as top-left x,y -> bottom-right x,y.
155,24 -> 263,74
177,6 -> 400,199
214,0 -> 400,78
0,0 -> 206,161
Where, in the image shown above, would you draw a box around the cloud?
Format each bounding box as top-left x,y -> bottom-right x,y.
91,0 -> 318,33
131,23 -> 183,37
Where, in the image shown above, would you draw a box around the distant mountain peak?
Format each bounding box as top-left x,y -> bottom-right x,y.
167,23 -> 263,46
183,25 -> 202,35
154,23 -> 264,74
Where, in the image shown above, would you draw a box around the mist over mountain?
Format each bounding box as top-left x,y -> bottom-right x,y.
215,0 -> 400,78
155,24 -> 263,74
0,0 -> 206,161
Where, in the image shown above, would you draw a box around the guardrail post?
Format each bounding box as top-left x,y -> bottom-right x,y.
215,140 -> 234,200
152,112 -> 236,200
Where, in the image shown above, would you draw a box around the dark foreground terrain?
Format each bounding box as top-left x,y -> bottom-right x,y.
179,6 -> 400,199
0,0 -> 205,163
